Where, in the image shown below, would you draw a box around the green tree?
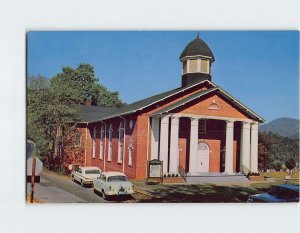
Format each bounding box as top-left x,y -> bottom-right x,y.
51,63 -> 124,107
27,75 -> 79,171
27,64 -> 125,173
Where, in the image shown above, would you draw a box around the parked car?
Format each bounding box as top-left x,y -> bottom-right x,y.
93,171 -> 134,199
72,166 -> 101,187
247,184 -> 299,203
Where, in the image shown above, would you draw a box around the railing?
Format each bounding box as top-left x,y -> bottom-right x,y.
178,165 -> 187,182
240,165 -> 251,176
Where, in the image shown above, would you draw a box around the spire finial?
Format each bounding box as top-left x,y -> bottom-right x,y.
196,32 -> 200,39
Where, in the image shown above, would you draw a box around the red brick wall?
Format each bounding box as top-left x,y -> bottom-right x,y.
81,115 -> 139,179
172,93 -> 249,119
78,82 -> 248,179
135,115 -> 150,179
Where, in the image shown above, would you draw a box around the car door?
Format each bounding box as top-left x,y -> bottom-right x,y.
95,174 -> 105,191
75,168 -> 82,181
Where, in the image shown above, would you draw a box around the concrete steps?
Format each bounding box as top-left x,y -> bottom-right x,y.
184,172 -> 249,184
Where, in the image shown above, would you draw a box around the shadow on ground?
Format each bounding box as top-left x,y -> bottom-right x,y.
136,184 -> 272,203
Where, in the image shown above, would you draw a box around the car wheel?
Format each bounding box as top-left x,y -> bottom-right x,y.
102,189 -> 107,200
80,180 -> 84,187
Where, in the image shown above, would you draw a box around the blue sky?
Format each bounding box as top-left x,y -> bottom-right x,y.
27,31 -> 299,123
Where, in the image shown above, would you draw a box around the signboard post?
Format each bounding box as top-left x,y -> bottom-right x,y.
30,158 -> 36,203
147,159 -> 163,184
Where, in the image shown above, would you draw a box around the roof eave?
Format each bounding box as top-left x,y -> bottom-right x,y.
87,79 -> 216,123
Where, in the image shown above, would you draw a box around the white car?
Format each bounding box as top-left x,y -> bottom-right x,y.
93,171 -> 134,199
72,166 -> 101,187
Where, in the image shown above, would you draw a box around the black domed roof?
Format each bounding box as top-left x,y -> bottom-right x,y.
179,35 -> 215,61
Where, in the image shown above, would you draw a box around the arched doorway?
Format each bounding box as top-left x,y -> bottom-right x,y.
198,142 -> 210,172
189,142 -> 210,173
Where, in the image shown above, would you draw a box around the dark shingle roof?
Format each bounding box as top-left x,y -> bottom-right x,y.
76,105 -> 117,123
87,79 -> 215,123
179,36 -> 215,61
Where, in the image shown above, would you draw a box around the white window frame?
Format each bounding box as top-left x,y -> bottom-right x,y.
117,122 -> 124,164
92,127 -> 96,158
107,124 -> 113,161
99,126 -> 104,160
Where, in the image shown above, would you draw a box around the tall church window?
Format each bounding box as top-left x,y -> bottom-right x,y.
128,143 -> 133,166
117,122 -> 124,163
99,126 -> 104,160
92,127 -> 96,158
108,124 -> 113,161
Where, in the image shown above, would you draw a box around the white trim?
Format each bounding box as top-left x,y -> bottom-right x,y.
117,121 -> 124,164
146,117 -> 150,177
159,116 -> 170,174
150,117 -> 160,160
84,126 -> 88,166
180,54 -> 213,62
167,113 -> 258,123
225,120 -> 234,174
149,87 -> 264,123
128,143 -> 133,166
99,125 -> 104,160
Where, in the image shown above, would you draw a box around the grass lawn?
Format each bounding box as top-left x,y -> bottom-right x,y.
261,171 -> 299,180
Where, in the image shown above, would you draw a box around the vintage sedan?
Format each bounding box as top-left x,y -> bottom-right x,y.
93,171 -> 134,199
72,166 -> 101,187
247,184 -> 299,203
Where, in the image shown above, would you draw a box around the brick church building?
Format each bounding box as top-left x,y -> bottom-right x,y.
74,35 -> 264,180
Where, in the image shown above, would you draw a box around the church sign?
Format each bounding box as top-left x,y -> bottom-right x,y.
147,159 -> 163,184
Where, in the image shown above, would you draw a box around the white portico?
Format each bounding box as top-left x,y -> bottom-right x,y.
150,113 -> 260,176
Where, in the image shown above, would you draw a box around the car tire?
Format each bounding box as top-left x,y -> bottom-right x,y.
102,190 -> 107,200
80,180 -> 84,187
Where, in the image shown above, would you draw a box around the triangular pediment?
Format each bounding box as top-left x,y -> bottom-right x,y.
151,87 -> 264,122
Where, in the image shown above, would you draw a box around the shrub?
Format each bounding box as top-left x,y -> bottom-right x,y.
285,158 -> 296,170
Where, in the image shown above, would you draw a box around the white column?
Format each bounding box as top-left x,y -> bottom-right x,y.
189,117 -> 199,173
225,120 -> 234,174
159,116 -> 169,174
169,116 -> 179,174
250,123 -> 259,173
240,122 -> 251,171
150,117 -> 160,160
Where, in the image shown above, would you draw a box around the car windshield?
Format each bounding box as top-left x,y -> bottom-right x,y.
85,169 -> 100,174
107,176 -> 127,182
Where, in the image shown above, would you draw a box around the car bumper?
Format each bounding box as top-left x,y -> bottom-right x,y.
107,190 -> 135,196
83,180 -> 94,185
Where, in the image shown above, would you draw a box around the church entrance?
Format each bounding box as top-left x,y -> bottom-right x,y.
189,142 -> 210,173
197,142 -> 210,172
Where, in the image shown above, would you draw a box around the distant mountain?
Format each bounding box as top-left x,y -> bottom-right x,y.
259,117 -> 299,139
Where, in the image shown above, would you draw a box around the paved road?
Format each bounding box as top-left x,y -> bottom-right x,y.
27,170 -> 107,203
